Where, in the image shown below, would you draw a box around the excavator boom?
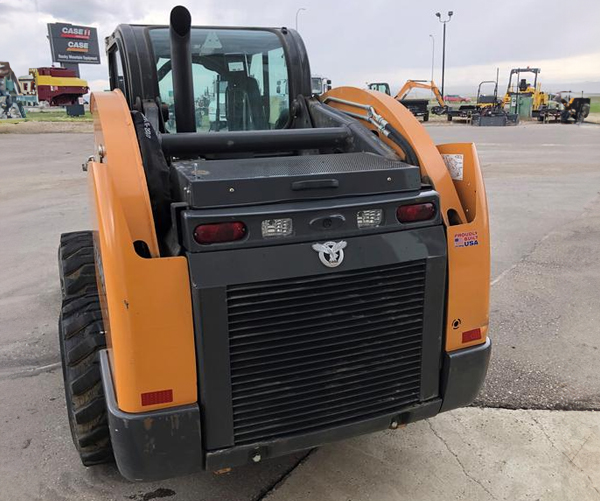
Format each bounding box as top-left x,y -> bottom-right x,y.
395,80 -> 447,109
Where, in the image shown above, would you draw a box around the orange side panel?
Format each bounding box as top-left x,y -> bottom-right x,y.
89,91 -> 197,413
438,143 -> 490,351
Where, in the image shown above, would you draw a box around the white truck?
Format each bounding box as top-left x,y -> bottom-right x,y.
311,75 -> 332,95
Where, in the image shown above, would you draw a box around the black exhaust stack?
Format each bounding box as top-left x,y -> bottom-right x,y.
170,6 -> 196,132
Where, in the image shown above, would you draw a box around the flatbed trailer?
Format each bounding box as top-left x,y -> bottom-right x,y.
447,105 -> 477,121
399,98 -> 430,121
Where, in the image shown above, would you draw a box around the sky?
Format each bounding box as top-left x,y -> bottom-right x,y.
1,0 -> 599,95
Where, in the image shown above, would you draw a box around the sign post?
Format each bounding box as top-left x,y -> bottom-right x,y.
46,23 -> 100,114
47,23 -> 101,67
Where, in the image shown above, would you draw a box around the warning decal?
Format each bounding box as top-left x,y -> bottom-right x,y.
199,31 -> 223,54
454,231 -> 479,248
442,154 -> 464,181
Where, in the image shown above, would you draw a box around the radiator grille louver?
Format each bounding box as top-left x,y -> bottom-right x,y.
227,261 -> 426,445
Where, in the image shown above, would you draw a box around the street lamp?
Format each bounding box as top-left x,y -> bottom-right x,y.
295,8 -> 307,31
435,10 -> 453,99
429,34 -> 435,96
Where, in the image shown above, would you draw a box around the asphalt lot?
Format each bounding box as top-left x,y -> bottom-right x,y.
426,123 -> 600,410
0,122 -> 599,499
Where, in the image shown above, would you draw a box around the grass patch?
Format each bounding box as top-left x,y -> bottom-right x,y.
3,110 -> 93,123
589,96 -> 600,114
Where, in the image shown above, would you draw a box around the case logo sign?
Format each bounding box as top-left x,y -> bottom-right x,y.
312,241 -> 347,268
454,231 -> 479,248
67,41 -> 90,53
47,23 -> 100,64
61,27 -> 91,39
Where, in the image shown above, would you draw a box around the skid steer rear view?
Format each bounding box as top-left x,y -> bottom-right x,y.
58,6 -> 491,481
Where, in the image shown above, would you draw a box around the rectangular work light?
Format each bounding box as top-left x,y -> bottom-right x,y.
357,209 -> 383,228
261,218 -> 293,238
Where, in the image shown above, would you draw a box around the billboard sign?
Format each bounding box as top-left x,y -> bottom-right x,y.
47,23 -> 101,64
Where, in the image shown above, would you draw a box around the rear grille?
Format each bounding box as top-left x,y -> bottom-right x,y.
226,260 -> 427,445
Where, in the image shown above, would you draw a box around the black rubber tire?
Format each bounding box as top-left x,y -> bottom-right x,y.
58,232 -> 98,298
58,231 -> 113,466
423,113 -> 430,122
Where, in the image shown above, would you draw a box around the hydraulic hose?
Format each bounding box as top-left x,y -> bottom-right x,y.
322,96 -> 420,167
367,108 -> 420,167
381,124 -> 420,167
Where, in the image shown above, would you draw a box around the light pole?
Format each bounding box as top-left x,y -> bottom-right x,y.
435,11 -> 453,99
429,34 -> 435,97
295,8 -> 307,31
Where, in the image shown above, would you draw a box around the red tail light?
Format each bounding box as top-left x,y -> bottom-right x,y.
396,203 -> 436,223
194,222 -> 247,244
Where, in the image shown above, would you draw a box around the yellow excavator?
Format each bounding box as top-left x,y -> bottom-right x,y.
57,6 -> 491,481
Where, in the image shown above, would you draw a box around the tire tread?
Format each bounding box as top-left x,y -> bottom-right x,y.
58,231 -> 113,467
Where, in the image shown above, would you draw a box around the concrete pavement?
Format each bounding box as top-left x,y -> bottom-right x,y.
0,133 -> 306,500
266,408 -> 600,501
1,123 -> 600,500
0,368 -> 306,501
427,123 -> 600,410
265,123 -> 600,501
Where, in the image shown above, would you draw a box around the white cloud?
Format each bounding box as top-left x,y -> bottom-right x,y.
1,0 -> 599,96
88,79 -> 109,92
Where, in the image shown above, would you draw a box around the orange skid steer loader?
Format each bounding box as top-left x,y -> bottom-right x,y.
58,6 -> 491,481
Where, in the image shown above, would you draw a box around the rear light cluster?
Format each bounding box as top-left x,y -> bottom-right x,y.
397,203 -> 436,223
192,203 -> 436,245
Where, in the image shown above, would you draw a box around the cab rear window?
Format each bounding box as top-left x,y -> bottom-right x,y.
149,28 -> 289,133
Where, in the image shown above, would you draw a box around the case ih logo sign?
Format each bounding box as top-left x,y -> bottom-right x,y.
47,23 -> 100,64
60,27 -> 92,39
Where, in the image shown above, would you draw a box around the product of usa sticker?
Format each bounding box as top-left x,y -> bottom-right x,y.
454,231 -> 479,248
441,154 -> 464,181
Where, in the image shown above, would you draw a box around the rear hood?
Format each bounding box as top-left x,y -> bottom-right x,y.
172,152 -> 421,209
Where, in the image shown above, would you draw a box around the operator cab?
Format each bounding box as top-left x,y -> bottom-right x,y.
103,7 -> 439,281
105,9 -> 429,258
107,19 -> 312,136
477,81 -> 499,105
506,67 -> 540,96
